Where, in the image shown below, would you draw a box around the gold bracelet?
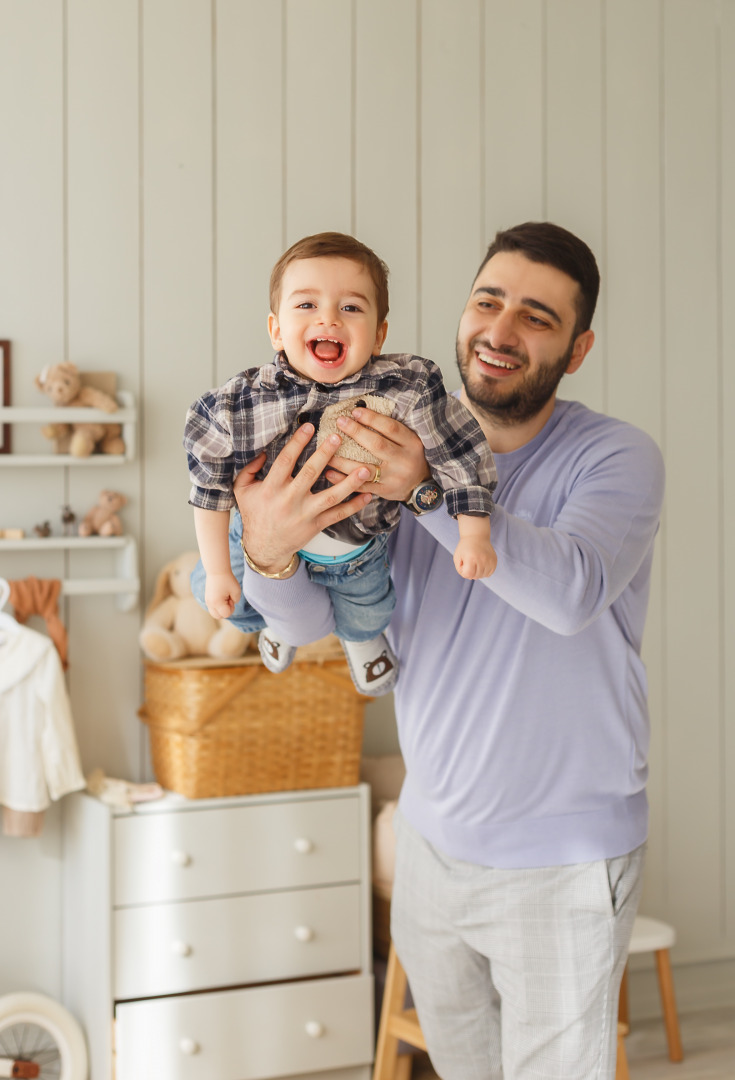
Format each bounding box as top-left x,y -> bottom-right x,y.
241,542 -> 300,580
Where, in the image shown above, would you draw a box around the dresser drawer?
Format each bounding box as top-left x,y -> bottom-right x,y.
113,796 -> 361,906
114,884 -> 361,1000
114,973 -> 374,1080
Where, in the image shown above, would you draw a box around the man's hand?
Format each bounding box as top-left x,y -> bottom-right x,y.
233,423 -> 374,574
323,406 -> 430,502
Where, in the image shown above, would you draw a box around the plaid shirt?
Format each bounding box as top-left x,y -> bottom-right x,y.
184,353 -> 497,544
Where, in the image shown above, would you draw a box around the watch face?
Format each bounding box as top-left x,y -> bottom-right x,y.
413,481 -> 442,513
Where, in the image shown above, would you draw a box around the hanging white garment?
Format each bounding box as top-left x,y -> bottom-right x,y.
0,622 -> 85,813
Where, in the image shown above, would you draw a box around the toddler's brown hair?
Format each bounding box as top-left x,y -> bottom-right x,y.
270,232 -> 390,324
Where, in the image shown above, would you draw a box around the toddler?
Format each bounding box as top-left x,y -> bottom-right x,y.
185,232 -> 497,695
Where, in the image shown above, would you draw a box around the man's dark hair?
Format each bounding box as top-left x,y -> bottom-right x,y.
477,222 -> 600,335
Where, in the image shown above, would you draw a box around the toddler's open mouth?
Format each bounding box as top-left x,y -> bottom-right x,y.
309,338 -> 345,363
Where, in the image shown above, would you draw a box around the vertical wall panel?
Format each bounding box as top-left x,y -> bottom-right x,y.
421,0 -> 483,383
66,2 -> 141,375
216,0 -> 284,380
284,0 -> 352,242
483,0 -> 545,235
722,0 -> 735,941
604,0 -> 662,440
353,0 -> 419,751
0,3 -> 66,511
663,0 -> 722,957
354,0 -> 418,355
0,7 -> 65,384
0,2 -> 66,1001
545,0 -> 605,412
65,0 -> 142,778
141,0 -> 214,584
604,0 -> 666,910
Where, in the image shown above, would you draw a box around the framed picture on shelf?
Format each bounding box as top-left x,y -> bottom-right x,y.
0,340 -> 10,454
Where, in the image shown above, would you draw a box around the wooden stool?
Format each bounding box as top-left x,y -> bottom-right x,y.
373,942 -> 631,1080
619,915 -> 683,1062
373,943 -> 426,1080
615,1022 -> 631,1080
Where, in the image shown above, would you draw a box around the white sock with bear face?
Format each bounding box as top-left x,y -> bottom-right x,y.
258,628 -> 297,674
341,634 -> 398,697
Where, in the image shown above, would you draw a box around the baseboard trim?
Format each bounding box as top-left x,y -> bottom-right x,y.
628,957 -> 735,1019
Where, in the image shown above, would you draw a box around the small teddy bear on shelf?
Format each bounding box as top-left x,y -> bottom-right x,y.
34,362 -> 125,457
78,490 -> 127,537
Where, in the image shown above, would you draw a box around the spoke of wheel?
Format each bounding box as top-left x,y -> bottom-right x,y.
18,1020 -> 32,1058
0,1021 -> 23,1056
0,1023 -> 60,1075
36,1052 -> 62,1066
33,1028 -> 61,1079
41,1056 -> 62,1080
26,1020 -> 53,1058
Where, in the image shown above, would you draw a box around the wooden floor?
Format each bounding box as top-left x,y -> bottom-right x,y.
412,1007 -> 735,1079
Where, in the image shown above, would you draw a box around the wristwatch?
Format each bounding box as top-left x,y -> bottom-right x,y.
404,479 -> 444,515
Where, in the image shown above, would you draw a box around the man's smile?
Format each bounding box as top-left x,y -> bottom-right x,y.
474,342 -> 524,376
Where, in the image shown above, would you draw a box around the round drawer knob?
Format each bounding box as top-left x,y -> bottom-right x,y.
294,837 -> 314,854
294,925 -> 315,943
171,940 -> 192,957
171,850 -> 191,867
180,1037 -> 200,1055
305,1021 -> 325,1039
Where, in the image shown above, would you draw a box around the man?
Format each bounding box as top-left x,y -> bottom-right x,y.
227,222 -> 665,1079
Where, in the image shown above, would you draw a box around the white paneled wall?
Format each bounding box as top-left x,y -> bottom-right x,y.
604,0 -> 667,912
0,0 -> 733,1015
666,1 -> 726,964
65,0 -> 143,784
1,2 -> 72,1004
724,0 -> 735,946
354,0 -> 419,354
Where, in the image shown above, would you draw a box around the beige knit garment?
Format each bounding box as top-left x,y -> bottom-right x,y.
316,394 -> 395,464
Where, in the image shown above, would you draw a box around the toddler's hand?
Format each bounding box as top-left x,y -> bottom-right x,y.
453,537 -> 497,580
205,572 -> 241,619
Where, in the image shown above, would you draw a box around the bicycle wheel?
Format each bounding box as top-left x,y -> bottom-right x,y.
0,992 -> 88,1080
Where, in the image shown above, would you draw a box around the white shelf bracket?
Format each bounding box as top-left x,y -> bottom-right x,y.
116,535 -> 140,612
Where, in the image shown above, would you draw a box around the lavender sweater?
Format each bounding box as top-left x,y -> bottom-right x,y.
241,399 -> 665,868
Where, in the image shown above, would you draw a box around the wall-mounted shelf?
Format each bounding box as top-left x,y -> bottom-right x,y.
0,390 -> 136,465
0,535 -> 140,612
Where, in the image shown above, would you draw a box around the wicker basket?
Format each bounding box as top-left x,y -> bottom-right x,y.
139,648 -> 367,799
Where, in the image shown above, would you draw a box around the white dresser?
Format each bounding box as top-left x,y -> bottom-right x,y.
62,785 -> 373,1080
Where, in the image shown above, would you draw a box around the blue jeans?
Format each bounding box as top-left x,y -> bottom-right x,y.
190,515 -> 396,644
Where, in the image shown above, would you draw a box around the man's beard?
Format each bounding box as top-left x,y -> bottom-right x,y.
456,336 -> 575,426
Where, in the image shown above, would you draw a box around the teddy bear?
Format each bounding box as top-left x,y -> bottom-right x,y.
139,551 -> 253,662
35,362 -> 125,457
78,490 -> 127,537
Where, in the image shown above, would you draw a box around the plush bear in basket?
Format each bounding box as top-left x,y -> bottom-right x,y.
139,551 -> 253,662
34,362 -> 125,457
